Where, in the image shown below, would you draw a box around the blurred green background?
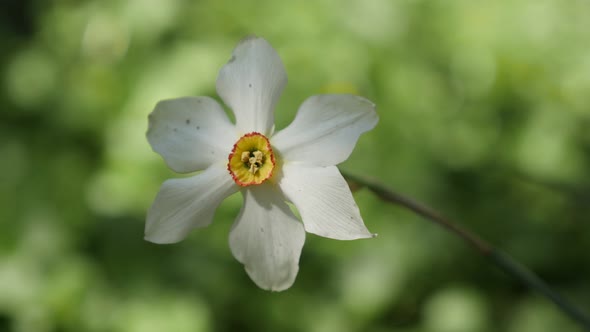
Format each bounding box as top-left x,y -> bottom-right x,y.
1,0 -> 590,331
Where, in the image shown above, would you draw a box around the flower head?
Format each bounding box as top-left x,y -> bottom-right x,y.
146,37 -> 378,291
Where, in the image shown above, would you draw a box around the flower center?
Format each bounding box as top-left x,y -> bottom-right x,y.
227,132 -> 275,186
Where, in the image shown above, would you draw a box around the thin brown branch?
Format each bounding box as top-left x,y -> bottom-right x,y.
343,171 -> 590,331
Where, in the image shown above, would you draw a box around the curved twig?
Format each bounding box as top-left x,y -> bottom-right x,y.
343,171 -> 590,331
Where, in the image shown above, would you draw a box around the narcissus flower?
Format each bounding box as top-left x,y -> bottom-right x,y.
146,37 -> 378,291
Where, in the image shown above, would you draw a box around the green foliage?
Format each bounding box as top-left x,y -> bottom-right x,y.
1,0 -> 589,331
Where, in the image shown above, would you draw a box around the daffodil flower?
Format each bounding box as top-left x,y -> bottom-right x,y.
146,37 -> 378,291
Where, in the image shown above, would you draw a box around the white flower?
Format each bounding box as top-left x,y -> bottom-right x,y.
145,37 -> 378,291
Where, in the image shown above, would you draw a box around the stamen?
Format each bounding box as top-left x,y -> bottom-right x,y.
252,150 -> 263,161
248,161 -> 258,174
241,151 -> 251,163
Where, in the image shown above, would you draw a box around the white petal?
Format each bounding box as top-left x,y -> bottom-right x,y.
145,165 -> 238,244
147,96 -> 237,173
272,94 -> 378,166
216,37 -> 287,135
229,185 -> 305,291
279,164 -> 374,240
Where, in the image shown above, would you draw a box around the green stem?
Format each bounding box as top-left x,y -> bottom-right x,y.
343,171 -> 590,331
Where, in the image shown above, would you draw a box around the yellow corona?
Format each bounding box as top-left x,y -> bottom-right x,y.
227,132 -> 275,186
